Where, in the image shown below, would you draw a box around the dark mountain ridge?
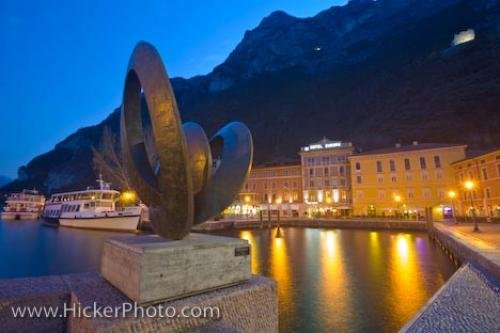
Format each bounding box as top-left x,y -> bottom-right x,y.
3,0 -> 500,194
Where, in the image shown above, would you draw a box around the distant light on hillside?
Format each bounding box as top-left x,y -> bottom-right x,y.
314,47 -> 321,51
451,29 -> 475,46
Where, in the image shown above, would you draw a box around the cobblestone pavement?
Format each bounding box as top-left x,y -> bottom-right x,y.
401,264 -> 500,333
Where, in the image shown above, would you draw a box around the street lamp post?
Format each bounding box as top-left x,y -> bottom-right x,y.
464,180 -> 479,232
448,190 -> 457,224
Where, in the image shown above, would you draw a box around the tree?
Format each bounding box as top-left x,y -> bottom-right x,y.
92,127 -> 131,190
92,125 -> 158,191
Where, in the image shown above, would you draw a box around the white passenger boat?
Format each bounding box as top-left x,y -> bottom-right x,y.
1,190 -> 45,220
42,177 -> 141,232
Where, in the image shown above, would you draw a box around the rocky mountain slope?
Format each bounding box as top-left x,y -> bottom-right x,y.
3,0 -> 500,193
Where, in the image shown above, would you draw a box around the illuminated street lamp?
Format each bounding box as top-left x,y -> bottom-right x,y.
464,180 -> 479,232
448,190 -> 457,224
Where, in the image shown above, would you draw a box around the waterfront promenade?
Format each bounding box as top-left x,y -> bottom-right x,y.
431,222 -> 500,281
192,217 -> 427,232
401,222 -> 500,332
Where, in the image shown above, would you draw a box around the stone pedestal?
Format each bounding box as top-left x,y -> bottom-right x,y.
100,233 -> 251,305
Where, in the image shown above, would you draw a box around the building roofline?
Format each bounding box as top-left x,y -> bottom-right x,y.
451,148 -> 500,165
348,143 -> 467,158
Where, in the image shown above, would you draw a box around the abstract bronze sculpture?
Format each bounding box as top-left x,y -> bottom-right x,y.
121,42 -> 253,240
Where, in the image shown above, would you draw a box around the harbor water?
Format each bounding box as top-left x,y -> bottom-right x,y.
0,220 -> 456,332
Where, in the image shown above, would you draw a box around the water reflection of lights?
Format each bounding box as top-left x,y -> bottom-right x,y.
239,230 -> 260,274
396,235 -> 409,263
391,233 -> 424,322
270,230 -> 291,305
369,231 -> 382,273
325,230 -> 336,255
319,230 -> 352,329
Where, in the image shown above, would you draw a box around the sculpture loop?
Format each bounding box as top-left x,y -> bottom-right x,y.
121,42 -> 253,240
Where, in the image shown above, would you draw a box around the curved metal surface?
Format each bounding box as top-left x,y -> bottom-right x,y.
121,41 -> 194,239
183,122 -> 212,194
121,42 -> 253,239
194,122 -> 253,225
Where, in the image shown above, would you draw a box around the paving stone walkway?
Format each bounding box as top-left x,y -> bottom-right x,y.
401,264 -> 500,333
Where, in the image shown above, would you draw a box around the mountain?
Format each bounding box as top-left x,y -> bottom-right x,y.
3,0 -> 500,194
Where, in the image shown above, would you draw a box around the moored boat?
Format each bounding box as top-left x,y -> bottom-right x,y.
1,190 -> 45,220
42,176 -> 141,232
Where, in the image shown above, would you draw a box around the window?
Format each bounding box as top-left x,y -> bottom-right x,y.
378,190 -> 386,200
339,166 -> 345,175
407,189 -> 414,199
406,174 -> 412,181
389,160 -> 396,172
309,168 -> 314,176
485,188 -> 491,199
324,167 -> 329,176
310,180 -> 314,188
284,182 -> 288,189
356,175 -> 362,184
325,180 -> 330,187
434,155 -> 441,168
332,167 -> 338,176
284,170 -> 288,176
436,171 -> 443,180
420,157 -> 427,169
423,188 -> 431,199
356,191 -> 364,200
293,181 -> 297,188
497,164 -> 500,177
404,158 -> 411,171
355,162 -> 361,171
341,190 -> 347,201
422,173 -> 428,181
377,176 -> 383,183
391,176 -> 397,182
482,168 -> 488,180
340,179 -> 346,186
376,161 -> 383,173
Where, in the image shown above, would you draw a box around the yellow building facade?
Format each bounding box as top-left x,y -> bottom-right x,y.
452,149 -> 500,217
349,143 -> 467,220
299,138 -> 355,216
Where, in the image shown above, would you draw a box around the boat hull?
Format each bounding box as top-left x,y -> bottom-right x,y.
1,212 -> 39,220
59,215 -> 140,232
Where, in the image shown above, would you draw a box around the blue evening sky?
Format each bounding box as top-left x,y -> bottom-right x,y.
0,0 -> 346,178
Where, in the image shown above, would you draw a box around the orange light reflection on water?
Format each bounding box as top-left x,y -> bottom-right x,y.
390,233 -> 425,321
239,230 -> 260,274
318,230 -> 353,329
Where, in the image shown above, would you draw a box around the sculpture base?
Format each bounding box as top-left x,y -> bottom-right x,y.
100,233 -> 251,305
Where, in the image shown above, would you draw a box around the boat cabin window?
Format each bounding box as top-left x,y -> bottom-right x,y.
102,193 -> 113,200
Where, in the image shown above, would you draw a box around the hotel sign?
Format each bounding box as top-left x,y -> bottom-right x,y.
303,142 -> 342,151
